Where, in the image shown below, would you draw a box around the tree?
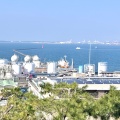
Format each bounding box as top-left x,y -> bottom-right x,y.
0,85 -> 120,120
90,86 -> 120,120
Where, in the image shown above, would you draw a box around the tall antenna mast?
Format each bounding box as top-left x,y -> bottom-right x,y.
71,58 -> 74,69
64,55 -> 67,61
87,43 -> 92,80
88,43 -> 91,65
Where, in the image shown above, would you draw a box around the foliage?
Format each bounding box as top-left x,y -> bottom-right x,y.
89,86 -> 120,120
0,84 -> 120,120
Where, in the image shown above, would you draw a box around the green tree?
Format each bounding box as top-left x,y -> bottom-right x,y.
90,86 -> 120,120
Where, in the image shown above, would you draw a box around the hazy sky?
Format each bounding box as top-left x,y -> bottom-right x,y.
0,0 -> 120,42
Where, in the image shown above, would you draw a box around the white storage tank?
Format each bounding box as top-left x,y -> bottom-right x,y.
11,54 -> 19,63
12,64 -> 21,75
32,55 -> 41,68
0,59 -> 9,68
0,59 -> 9,65
33,61 -> 41,68
47,62 -> 57,74
84,64 -> 95,75
98,62 -> 107,76
32,55 -> 39,61
23,62 -> 35,73
24,55 -> 31,62
0,59 -> 8,64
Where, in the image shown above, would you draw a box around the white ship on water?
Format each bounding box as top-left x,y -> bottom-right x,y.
76,47 -> 80,50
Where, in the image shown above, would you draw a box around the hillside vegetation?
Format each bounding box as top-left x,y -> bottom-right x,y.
0,83 -> 120,120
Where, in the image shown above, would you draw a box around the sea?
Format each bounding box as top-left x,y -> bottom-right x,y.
0,42 -> 120,72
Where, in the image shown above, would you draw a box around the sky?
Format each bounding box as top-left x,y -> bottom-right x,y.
0,0 -> 120,42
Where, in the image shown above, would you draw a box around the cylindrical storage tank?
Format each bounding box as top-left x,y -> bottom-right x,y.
84,64 -> 95,75
12,64 -> 21,75
47,62 -> 57,74
98,62 -> 107,76
33,61 -> 41,68
23,62 -> 35,73
79,66 -> 83,73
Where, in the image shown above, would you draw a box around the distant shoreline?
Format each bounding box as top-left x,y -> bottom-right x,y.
0,41 -> 120,45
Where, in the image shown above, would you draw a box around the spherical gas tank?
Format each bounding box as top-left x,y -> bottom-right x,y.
0,59 -> 8,64
11,54 -> 19,62
24,55 -> 31,62
23,62 -> 35,73
32,55 -> 39,61
12,64 -> 21,75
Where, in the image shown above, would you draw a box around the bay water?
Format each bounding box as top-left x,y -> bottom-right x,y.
0,43 -> 120,72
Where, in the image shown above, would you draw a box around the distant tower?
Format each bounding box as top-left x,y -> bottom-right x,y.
64,55 -> 67,61
71,59 -> 74,69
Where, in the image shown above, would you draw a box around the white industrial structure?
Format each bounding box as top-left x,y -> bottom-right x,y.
24,55 -> 31,62
0,59 -> 12,79
0,64 -> 12,79
84,64 -> 95,75
23,62 -> 35,73
11,54 -> 19,63
47,62 -> 57,74
32,55 -> 41,68
0,59 -> 9,68
12,64 -> 21,75
98,62 -> 107,76
11,54 -> 21,75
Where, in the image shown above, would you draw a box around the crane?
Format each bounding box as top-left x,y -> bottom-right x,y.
13,49 -> 26,56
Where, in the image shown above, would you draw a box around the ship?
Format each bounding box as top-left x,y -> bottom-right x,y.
76,47 -> 80,50
57,55 -> 69,68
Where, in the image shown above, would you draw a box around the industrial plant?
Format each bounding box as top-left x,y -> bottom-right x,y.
0,49 -> 119,100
